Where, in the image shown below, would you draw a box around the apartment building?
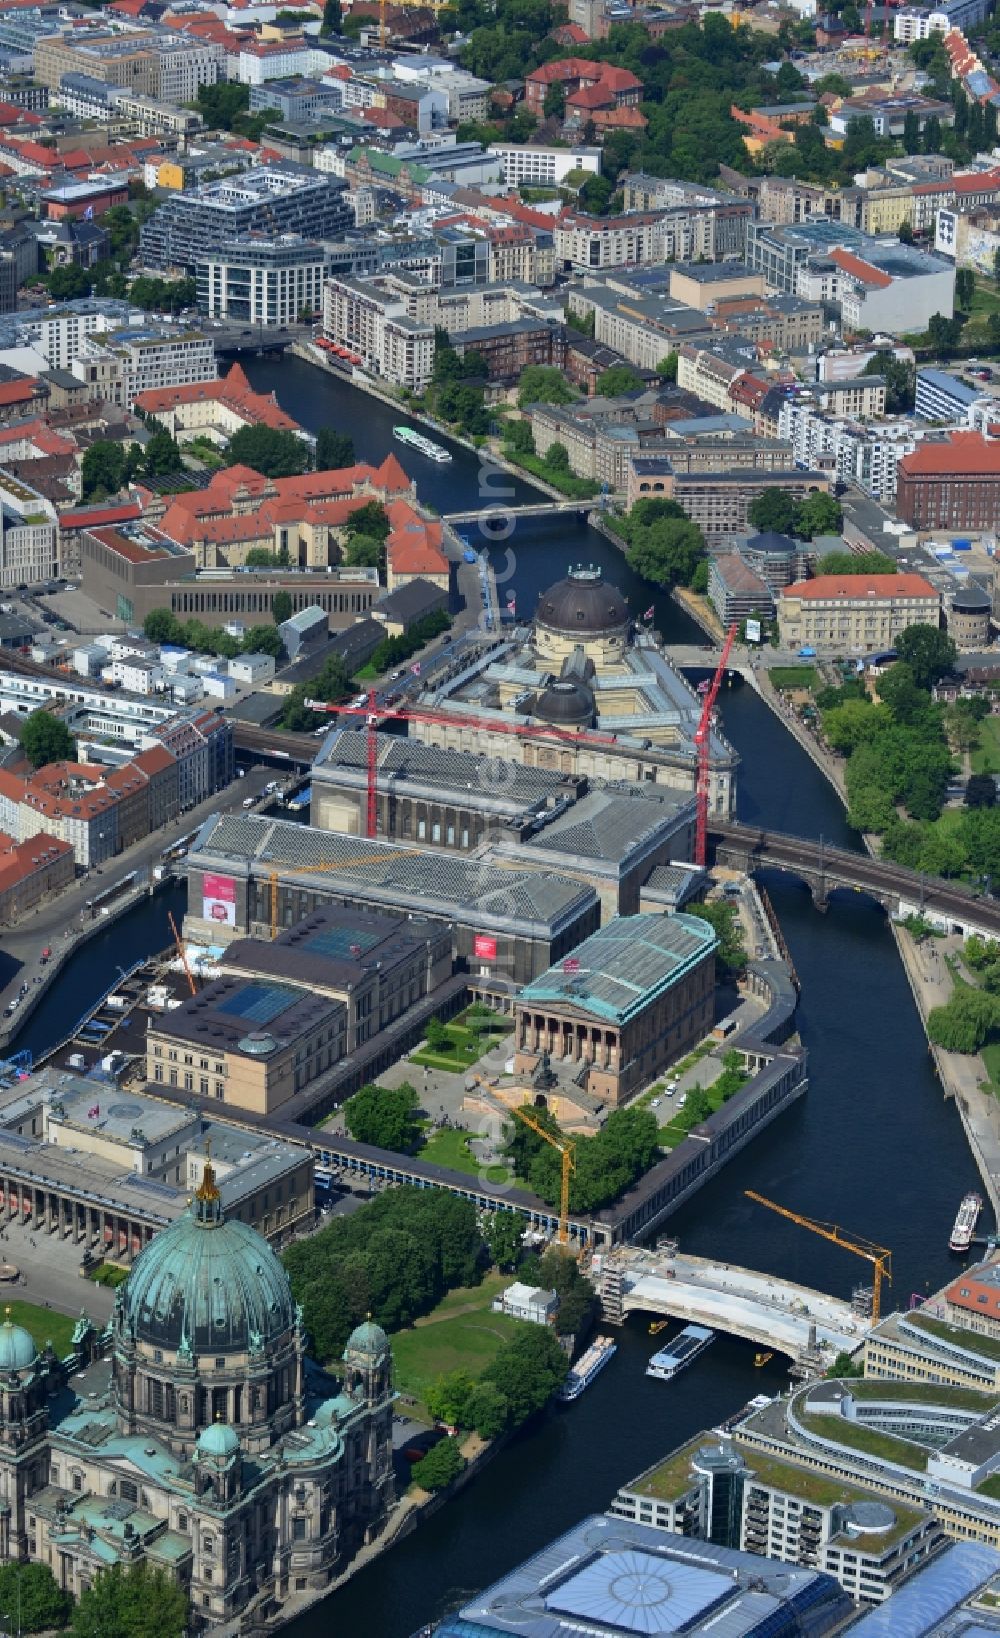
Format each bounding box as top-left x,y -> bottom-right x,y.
487,143 -> 601,187
779,399 -> 917,503
0,472 -> 57,589
139,167 -> 352,274
671,468 -> 829,546
676,340 -> 757,411
10,299 -> 141,370
778,573 -> 940,653
196,235 -> 329,325
754,173 -> 865,229
0,831 -> 73,927
915,367 -> 983,422
711,294 -> 825,351
555,196 -> 751,272
323,274 -> 433,391
894,0 -> 990,38
35,28 -> 222,101
70,327 -> 215,409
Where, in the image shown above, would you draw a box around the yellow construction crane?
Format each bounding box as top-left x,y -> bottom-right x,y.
509,1104 -> 575,1245
268,848 -> 422,939
378,0 -> 452,47
745,1190 -> 893,1324
168,911 -> 197,998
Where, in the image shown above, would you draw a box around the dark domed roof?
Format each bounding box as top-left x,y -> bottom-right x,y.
952,584 -> 991,611
119,1162 -> 296,1355
536,566 -> 628,637
746,530 -> 797,555
535,679 -> 595,726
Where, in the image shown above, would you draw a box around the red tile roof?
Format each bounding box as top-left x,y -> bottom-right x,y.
783,573 -> 937,600
60,502 -> 142,530
828,247 -> 893,289
899,430 -> 1000,476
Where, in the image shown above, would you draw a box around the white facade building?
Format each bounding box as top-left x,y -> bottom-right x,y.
322,275 -> 434,391
111,658 -> 165,695
488,144 -> 601,188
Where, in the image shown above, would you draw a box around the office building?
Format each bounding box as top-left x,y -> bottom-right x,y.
195,235 -> 329,326
778,573 -> 939,653
897,432 -> 1000,530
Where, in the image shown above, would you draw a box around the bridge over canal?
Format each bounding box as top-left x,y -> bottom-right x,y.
600,1246 -> 870,1363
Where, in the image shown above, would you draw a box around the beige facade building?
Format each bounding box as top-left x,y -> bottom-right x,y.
779,573 -> 939,654
514,913 -> 717,1106
669,263 -> 766,311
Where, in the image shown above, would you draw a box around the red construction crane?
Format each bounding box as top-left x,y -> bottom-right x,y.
304,689 -> 624,840
694,624 -> 737,870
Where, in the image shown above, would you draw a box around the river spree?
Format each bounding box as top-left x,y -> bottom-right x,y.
232,359 -> 982,1637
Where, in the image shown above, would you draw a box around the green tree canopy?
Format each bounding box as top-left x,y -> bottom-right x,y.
597,364 -> 642,395
412,1436 -> 465,1490
927,988 -> 999,1053
967,772 -> 998,809
345,501 -> 390,542
796,491 -> 842,539
819,550 -> 897,576
517,365 -> 579,409
20,709 -> 74,769
343,1081 -> 421,1151
316,426 -> 355,469
0,1562 -> 71,1633
482,1210 -> 523,1270
656,352 -> 678,380
686,899 -> 747,972
626,517 -> 706,588
895,624 -> 957,689
271,591 -> 293,626
144,428 -> 183,477
70,1563 -> 188,1638
748,489 -> 799,535
225,425 -> 312,478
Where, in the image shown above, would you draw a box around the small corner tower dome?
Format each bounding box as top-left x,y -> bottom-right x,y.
344,1318 -> 389,1362
197,1420 -> 241,1461
119,1157 -> 296,1354
0,1310 -> 35,1372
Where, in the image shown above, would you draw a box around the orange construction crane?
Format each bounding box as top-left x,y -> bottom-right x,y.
168,910 -> 197,998
305,690 -> 624,840
509,1104 -> 575,1244
694,623 -> 737,868
268,849 -> 422,939
745,1190 -> 893,1324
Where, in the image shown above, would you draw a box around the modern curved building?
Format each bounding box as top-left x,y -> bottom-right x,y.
0,1160 -> 393,1627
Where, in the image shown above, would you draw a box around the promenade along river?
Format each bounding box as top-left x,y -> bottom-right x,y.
14,355 -> 983,1638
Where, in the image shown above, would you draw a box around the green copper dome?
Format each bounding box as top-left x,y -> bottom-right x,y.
197,1421 -> 241,1460
0,1314 -> 35,1372
119,1161 -> 296,1355
344,1319 -> 389,1360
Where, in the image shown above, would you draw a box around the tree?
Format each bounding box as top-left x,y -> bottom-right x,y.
316,426 -> 355,469
225,425 -> 312,478
748,490 -> 799,535
896,623 -> 957,689
597,364 -> 642,395
626,517 -> 706,588
795,491 -> 842,539
344,1081 -> 421,1151
517,365 -> 577,409
927,988 -> 999,1052
0,1563 -> 71,1633
864,350 -> 915,414
902,108 -> 920,153
20,709 -> 74,769
956,266 -> 976,312
482,1209 -> 523,1270
346,501 -> 390,542
48,262 -> 91,300
482,1323 -> 568,1422
81,440 -> 130,501
923,114 -> 942,152
425,1016 -> 450,1052
877,662 -> 929,726
144,428 -> 183,477
967,772 -> 998,808
71,1563 -> 188,1638
686,899 -> 746,972
343,533 -> 384,569
819,550 -> 897,576
544,441 -> 570,472
321,0 -> 341,30
426,1369 -> 475,1427
412,1436 -> 465,1491
898,219 -> 915,244
467,1380 -> 510,1439
543,79 -> 565,118
143,608 -> 180,645
656,352 -> 678,381
271,590 -> 293,627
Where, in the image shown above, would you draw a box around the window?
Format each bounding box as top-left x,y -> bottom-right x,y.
293,1518 -> 307,1541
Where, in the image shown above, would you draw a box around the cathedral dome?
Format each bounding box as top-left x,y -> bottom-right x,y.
344,1319 -> 389,1361
197,1421 -> 241,1461
535,566 -> 628,639
0,1313 -> 35,1372
118,1161 -> 296,1355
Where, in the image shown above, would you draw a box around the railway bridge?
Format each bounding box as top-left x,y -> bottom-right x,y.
710,821 -> 1000,939
601,1247 -> 869,1363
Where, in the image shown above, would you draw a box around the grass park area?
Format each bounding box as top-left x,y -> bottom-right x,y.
797,1409 -> 930,1472
2,1300 -> 76,1359
409,1007 -> 510,1073
971,715 -> 1000,775
391,1272 -> 525,1419
908,1310 -> 1000,1363
655,1058 -> 748,1149
769,666 -> 818,692
415,1125 -> 511,1186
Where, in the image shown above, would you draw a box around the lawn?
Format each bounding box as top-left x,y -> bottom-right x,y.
657,1064 -> 748,1149
968,280 -> 1000,321
972,715 -> 1000,775
907,1310 -> 1000,1362
391,1273 -> 525,1417
982,1040 -> 1000,1095
846,1379 -> 998,1411
416,1126 -> 511,1185
2,1300 -> 76,1359
769,666 -> 818,692
410,1011 -> 509,1073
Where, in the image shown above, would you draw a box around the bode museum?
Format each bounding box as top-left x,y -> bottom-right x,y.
0,1158 -> 394,1627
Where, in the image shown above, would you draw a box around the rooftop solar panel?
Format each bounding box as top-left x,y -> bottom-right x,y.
216,983 -> 299,1025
